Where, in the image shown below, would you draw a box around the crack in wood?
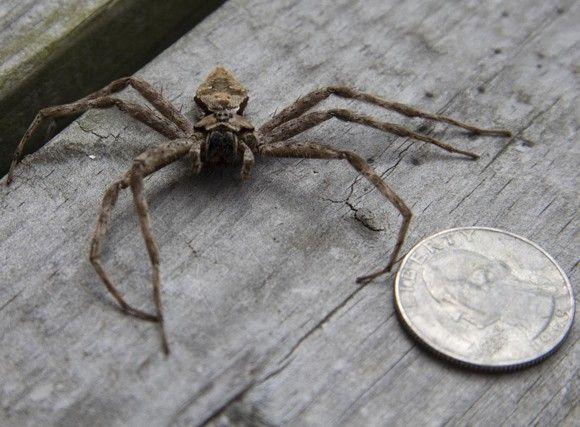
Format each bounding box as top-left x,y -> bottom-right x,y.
335,346 -> 415,424
0,288 -> 23,313
448,176 -> 488,214
197,361 -> 290,427
279,287 -> 367,365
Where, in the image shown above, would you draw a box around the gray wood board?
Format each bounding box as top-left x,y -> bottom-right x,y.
1,0 -> 578,425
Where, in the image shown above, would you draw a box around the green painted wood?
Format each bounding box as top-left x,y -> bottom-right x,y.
0,0 -> 225,176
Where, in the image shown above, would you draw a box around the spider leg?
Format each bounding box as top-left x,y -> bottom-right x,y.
189,136 -> 203,174
260,86 -> 512,138
90,138 -> 194,354
265,108 -> 480,159
240,141 -> 255,180
258,141 -> 411,284
7,96 -> 184,185
90,178 -> 158,321
86,76 -> 193,134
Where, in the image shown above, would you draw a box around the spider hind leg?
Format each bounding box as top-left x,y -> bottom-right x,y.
258,140 -> 412,284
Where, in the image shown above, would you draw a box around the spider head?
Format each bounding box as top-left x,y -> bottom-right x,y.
215,109 -> 234,122
195,67 -> 249,115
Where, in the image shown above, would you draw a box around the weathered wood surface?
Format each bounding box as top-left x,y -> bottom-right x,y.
0,0 -> 578,425
0,0 -> 225,176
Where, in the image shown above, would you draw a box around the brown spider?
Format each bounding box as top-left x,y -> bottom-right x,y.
6,67 -> 512,354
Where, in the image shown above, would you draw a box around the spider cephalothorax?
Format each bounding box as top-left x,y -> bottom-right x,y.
194,67 -> 249,114
6,66 -> 512,354
193,68 -> 255,166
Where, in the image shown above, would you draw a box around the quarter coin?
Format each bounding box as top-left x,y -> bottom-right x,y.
394,227 -> 574,370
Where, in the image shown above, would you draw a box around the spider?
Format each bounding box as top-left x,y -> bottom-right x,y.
5,67 -> 512,354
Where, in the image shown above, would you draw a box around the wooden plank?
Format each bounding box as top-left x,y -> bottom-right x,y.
0,0 -> 225,176
0,0 -> 577,425
0,0 -> 111,90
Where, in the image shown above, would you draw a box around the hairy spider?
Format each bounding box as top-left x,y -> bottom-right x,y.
6,67 -> 512,353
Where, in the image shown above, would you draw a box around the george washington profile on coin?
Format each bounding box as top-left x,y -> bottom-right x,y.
422,249 -> 555,340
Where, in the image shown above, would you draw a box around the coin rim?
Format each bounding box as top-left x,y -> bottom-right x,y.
394,227 -> 575,371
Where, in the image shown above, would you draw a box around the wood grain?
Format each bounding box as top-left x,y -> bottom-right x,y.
0,0 -> 578,425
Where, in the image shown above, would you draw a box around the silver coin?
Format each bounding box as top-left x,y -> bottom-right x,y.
394,227 -> 574,370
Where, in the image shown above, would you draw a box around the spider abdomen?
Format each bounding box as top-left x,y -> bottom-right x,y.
205,130 -> 239,164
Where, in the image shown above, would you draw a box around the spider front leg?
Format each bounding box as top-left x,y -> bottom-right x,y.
87,76 -> 193,134
258,141 -> 411,284
265,108 -> 481,159
7,94 -> 185,186
90,138 -> 195,354
260,85 -> 512,138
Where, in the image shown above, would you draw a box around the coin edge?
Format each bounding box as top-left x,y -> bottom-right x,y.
393,226 -> 576,372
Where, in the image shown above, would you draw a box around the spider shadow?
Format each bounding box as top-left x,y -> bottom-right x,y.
79,159 -> 251,312
81,154 -> 357,313
80,136 -> 488,323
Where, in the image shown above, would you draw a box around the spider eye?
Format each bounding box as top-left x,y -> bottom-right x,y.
215,110 -> 234,121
